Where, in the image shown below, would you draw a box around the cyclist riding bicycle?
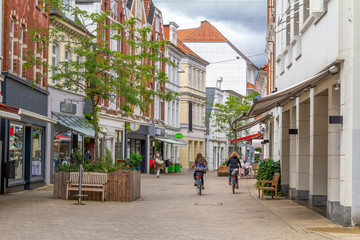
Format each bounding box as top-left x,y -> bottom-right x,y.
193,153 -> 207,189
227,152 -> 242,189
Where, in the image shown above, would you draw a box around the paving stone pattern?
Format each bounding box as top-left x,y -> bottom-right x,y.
0,171 -> 359,240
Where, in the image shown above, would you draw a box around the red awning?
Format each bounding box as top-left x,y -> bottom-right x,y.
230,132 -> 262,143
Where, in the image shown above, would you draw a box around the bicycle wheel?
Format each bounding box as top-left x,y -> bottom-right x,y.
196,178 -> 202,195
232,177 -> 235,194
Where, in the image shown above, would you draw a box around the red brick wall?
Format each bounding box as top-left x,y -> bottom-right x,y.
3,0 -> 49,87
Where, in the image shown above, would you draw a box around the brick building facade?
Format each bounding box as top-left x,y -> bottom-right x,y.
0,0 -> 54,194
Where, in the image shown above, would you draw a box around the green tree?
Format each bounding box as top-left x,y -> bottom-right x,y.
25,1 -> 175,160
211,92 -> 259,140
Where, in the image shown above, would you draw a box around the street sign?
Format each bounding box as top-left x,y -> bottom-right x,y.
174,133 -> 183,138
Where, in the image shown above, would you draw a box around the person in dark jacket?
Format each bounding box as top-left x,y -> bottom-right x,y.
226,151 -> 242,188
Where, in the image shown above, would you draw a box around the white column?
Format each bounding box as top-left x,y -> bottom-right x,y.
309,88 -> 328,207
327,85 -> 341,223
296,98 -> 310,200
280,110 -> 290,195
289,106 -> 297,198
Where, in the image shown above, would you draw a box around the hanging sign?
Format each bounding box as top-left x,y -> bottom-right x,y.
174,133 -> 183,138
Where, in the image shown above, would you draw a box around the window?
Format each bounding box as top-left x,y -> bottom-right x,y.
110,27 -> 117,51
197,70 -> 200,90
168,102 -> 171,125
65,49 -> 71,82
51,44 -> 58,84
188,102 -> 192,131
111,0 -> 118,16
197,104 -> 200,125
201,72 -> 204,91
286,8 -> 290,46
294,1 -> 299,36
9,123 -> 24,181
10,19 -> 15,72
303,0 -> 310,22
172,101 -> 175,126
115,130 -> 123,160
188,67 -> 192,87
32,127 -> 43,177
176,102 -> 179,127
193,68 -> 196,88
19,27 -> 24,77
34,42 -> 38,81
40,43 -> 44,87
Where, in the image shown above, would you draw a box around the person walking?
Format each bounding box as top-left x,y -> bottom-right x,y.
155,153 -> 164,178
84,150 -> 91,163
227,152 -> 242,189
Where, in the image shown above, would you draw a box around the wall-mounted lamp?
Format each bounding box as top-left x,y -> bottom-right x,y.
334,83 -> 340,91
261,140 -> 269,144
329,116 -> 343,124
289,129 -> 298,134
289,96 -> 295,100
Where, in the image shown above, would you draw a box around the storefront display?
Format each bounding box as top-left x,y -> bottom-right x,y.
9,123 -> 24,180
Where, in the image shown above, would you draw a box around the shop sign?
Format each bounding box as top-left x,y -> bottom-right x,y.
174,133 -> 183,138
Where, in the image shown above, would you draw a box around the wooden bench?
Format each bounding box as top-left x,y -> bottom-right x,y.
258,173 -> 280,200
217,166 -> 229,177
66,172 -> 107,201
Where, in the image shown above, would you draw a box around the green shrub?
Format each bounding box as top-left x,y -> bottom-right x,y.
128,153 -> 143,167
256,158 -> 282,195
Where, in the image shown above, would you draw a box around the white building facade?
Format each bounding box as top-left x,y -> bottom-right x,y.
205,78 -> 228,170
163,22 -> 185,165
178,21 -> 258,96
258,0 -> 360,226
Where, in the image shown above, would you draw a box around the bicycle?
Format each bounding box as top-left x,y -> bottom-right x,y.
231,168 -> 239,194
195,170 -> 204,195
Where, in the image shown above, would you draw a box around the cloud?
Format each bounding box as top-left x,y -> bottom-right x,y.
157,2 -> 267,67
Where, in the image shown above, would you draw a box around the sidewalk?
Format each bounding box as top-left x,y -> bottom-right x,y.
0,172 -> 359,239
246,178 -> 360,240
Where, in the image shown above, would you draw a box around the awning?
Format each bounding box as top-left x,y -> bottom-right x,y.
247,65 -> 339,117
53,112 -> 102,138
0,104 -> 57,123
18,108 -> 57,124
234,113 -> 272,132
230,132 -> 262,143
152,136 -> 187,146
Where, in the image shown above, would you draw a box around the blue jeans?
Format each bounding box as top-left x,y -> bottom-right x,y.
229,168 -> 239,184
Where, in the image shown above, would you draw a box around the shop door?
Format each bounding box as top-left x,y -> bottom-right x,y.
140,140 -> 146,173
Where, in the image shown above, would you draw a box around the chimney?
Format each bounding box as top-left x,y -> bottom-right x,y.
169,22 -> 179,45
216,77 -> 223,90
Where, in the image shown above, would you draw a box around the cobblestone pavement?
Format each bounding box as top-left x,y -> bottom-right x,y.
0,171 -> 359,240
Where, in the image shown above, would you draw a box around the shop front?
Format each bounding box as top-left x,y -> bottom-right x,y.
125,123 -> 149,173
1,73 -> 56,193
52,112 -> 103,174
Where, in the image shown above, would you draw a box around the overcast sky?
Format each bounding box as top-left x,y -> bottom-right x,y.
153,0 -> 267,68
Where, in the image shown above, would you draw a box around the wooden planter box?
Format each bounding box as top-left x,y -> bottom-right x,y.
53,171 -> 141,202
217,166 -> 229,177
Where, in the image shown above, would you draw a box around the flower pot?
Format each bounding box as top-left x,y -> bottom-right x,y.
175,164 -> 181,173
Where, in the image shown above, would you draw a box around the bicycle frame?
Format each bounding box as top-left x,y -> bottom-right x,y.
196,172 -> 203,195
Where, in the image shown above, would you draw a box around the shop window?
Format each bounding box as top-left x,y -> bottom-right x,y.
53,131 -> 71,172
32,127 -> 43,177
115,130 -> 123,160
9,123 -> 25,181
